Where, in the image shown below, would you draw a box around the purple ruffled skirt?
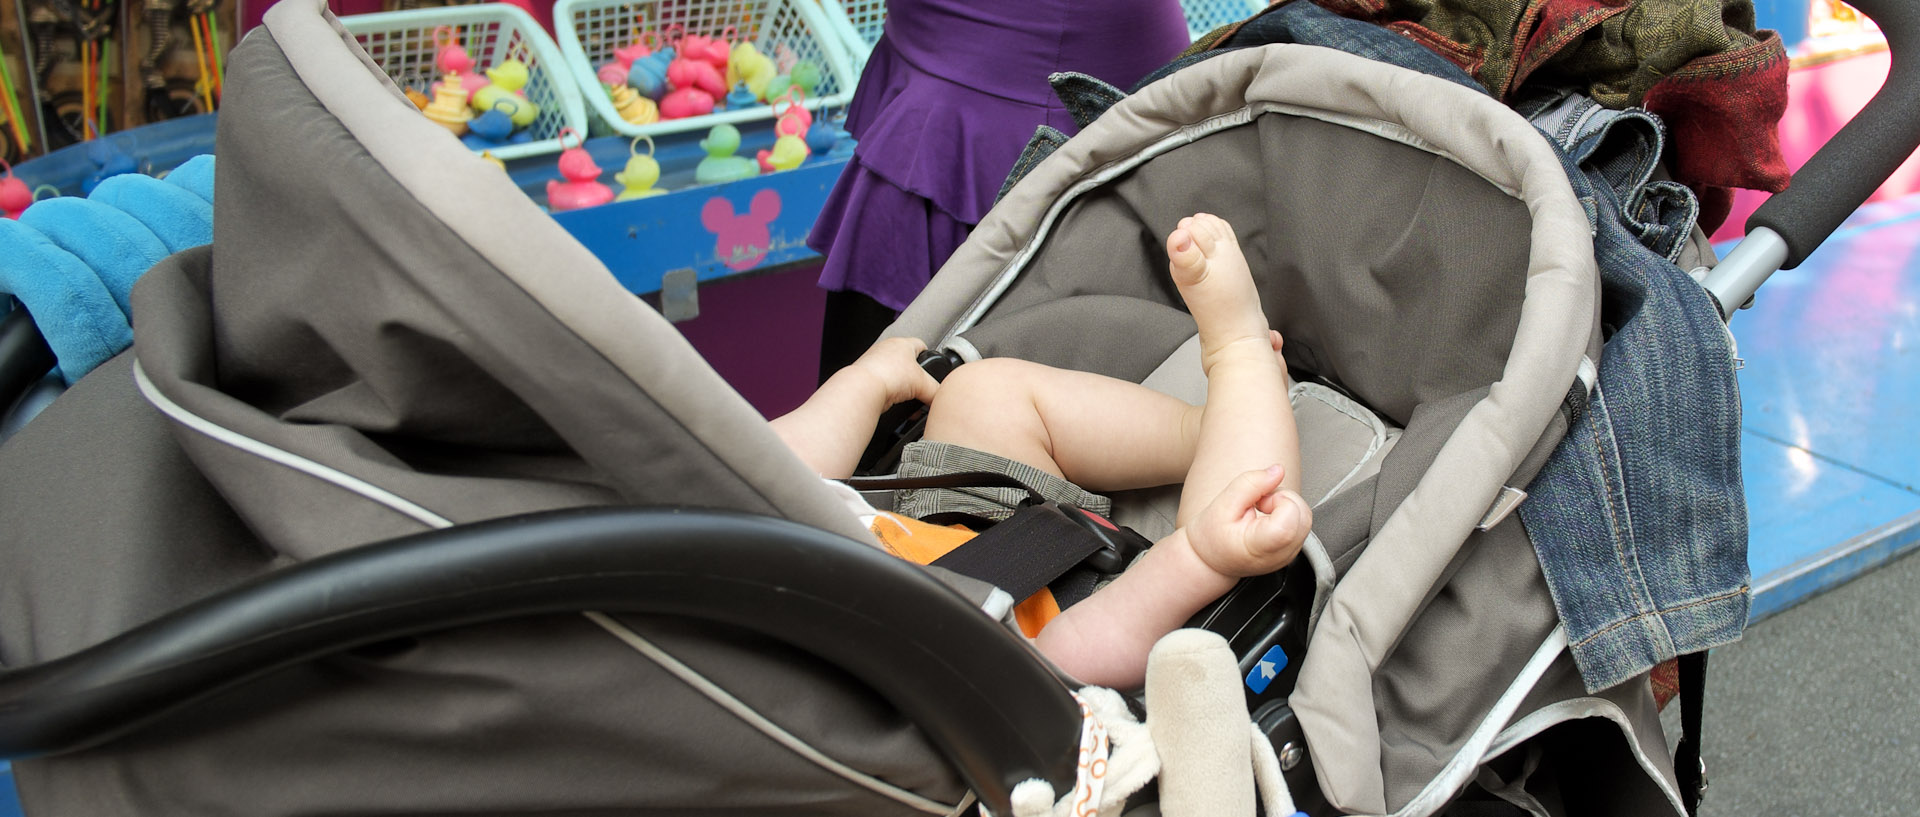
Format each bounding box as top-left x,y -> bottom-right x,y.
806,0 -> 1190,310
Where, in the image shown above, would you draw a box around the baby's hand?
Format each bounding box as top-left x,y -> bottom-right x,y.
1187,466 -> 1311,578
850,337 -> 941,407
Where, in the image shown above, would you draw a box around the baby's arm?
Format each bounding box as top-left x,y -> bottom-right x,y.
1033,466 -> 1308,689
771,337 -> 939,479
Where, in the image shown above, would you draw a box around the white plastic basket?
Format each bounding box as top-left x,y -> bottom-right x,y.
339,3 -> 589,161
824,0 -> 1269,76
554,0 -> 858,139
818,0 -> 883,76
1177,0 -> 1266,40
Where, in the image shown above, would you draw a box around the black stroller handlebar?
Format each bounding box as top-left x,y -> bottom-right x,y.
1747,0 -> 1920,269
0,507 -> 1083,813
0,309 -> 56,410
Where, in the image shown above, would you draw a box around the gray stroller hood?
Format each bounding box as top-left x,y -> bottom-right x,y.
0,1 -> 1030,814
0,1 -> 1691,815
891,43 -> 1686,817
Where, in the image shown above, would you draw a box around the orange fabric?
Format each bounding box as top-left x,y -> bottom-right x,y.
870,512 -> 1061,638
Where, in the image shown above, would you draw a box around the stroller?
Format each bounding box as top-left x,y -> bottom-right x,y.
2,0 -> 1916,814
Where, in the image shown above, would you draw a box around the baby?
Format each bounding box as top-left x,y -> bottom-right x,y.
773,214 -> 1310,688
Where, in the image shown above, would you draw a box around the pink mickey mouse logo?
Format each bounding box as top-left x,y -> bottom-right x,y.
701,189 -> 782,271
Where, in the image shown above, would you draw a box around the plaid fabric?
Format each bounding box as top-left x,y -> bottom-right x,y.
893,441 -> 1113,522
1198,0 -> 1790,230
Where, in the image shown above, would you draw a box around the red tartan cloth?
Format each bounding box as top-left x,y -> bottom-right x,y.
1296,0 -> 1792,232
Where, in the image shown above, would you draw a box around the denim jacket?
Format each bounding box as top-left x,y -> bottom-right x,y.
1018,1 -> 1750,693
1514,91 -> 1750,692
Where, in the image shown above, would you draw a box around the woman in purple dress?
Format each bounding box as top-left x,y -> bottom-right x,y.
807,0 -> 1191,380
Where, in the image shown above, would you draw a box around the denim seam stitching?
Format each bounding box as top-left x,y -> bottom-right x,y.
1567,583 -> 1751,650
1586,381 -> 1663,628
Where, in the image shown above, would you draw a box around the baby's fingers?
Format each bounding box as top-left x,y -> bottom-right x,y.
1212,465 -> 1286,515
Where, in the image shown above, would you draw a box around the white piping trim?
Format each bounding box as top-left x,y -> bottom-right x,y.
132,361 -> 454,529
954,100 -> 1529,335
583,612 -> 969,815
1486,696 -> 1688,815
137,366 -> 975,813
1381,627 -> 1571,817
1294,381 -> 1391,505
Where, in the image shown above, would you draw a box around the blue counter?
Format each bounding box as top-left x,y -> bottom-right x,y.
9,114 -> 847,299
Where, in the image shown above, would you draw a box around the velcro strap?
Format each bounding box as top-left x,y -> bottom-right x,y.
930,502 -> 1106,604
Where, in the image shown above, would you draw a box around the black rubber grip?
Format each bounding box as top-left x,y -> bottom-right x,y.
0,308 -> 56,411
0,508 -> 1081,814
1748,0 -> 1920,269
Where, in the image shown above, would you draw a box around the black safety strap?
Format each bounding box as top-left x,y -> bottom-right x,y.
1675,651 -> 1709,815
928,502 -> 1110,605
842,472 -> 1140,607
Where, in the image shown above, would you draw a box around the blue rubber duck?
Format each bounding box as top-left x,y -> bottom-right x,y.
627,47 -> 673,99
460,107 -> 532,150
723,81 -> 758,111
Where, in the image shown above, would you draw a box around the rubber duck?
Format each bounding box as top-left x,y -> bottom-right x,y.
669,55 -> 727,100
614,32 -> 659,69
460,105 -> 532,149
722,81 -> 757,111
682,29 -> 732,74
472,84 -> 539,128
627,47 -> 673,99
805,113 -> 840,155
769,88 -> 812,138
610,84 -> 659,125
727,41 -> 777,100
485,57 -> 529,95
659,85 -> 715,119
430,26 -> 489,102
545,129 -> 615,211
755,133 -> 809,172
82,140 -> 139,194
694,123 -> 760,185
0,159 -> 30,219
615,135 -> 667,201
598,31 -> 654,85
423,73 -> 474,136
763,60 -> 821,103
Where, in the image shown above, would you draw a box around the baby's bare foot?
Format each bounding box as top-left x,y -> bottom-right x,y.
1166,214 -> 1272,372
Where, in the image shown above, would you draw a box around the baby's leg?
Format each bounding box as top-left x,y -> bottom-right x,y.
922,357 -> 1202,493
1166,214 -> 1302,528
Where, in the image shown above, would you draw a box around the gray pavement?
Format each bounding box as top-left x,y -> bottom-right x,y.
1695,547 -> 1920,816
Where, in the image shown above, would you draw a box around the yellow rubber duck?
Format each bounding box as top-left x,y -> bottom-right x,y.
472,85 -> 540,129
615,135 -> 668,200
610,84 -> 660,126
423,73 -> 473,135
755,133 -> 809,172
727,42 -> 777,101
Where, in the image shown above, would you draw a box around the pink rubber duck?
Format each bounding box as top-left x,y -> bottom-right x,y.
545,129 -> 615,211
770,87 -> 812,138
659,56 -> 723,119
431,26 -> 489,102
669,55 -> 727,100
681,30 -> 732,75
598,29 -> 660,86
1,159 -> 30,220
700,27 -> 736,73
